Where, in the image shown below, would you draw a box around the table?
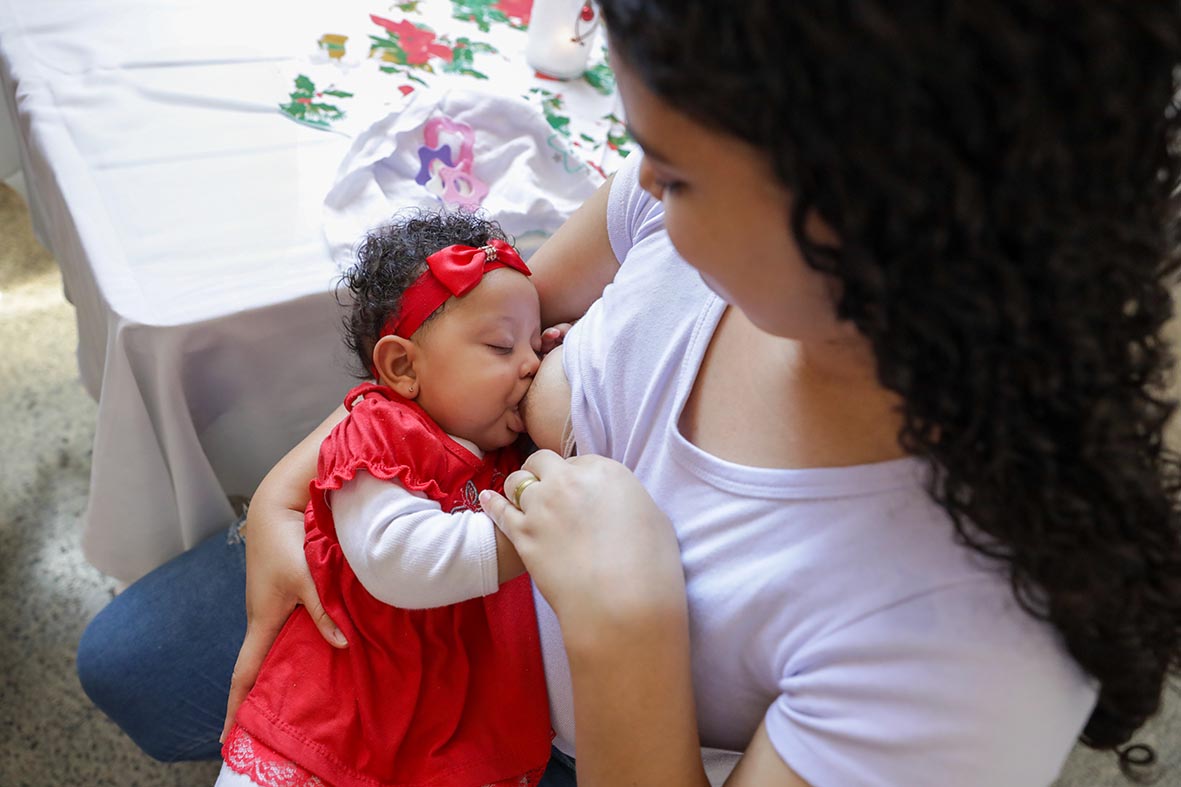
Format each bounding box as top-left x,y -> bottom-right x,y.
0,0 -> 627,582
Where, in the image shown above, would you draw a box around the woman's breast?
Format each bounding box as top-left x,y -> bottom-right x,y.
521,345 -> 573,455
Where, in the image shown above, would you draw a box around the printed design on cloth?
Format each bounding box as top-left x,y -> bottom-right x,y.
525,88 -> 633,179
448,471 -> 504,514
318,34 -> 348,60
450,480 -> 481,514
415,115 -> 489,210
282,1 -> 638,184
370,14 -> 499,87
581,63 -> 614,95
280,75 -> 355,129
452,0 -> 532,32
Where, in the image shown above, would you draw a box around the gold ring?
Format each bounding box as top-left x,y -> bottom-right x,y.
511,474 -> 539,509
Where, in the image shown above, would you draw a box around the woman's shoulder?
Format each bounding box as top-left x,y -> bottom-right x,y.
607,151 -> 667,263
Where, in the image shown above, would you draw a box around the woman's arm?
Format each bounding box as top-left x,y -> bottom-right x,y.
221,403 -> 349,741
221,400 -> 526,736
724,723 -> 811,786
528,174 -> 618,327
483,454 -> 815,787
564,593 -> 709,787
482,451 -> 710,787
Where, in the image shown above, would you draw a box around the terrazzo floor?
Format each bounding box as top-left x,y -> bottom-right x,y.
0,179 -> 1177,785
0,182 -> 219,786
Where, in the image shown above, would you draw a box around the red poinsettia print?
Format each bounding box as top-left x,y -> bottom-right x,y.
370,15 -> 454,65
494,0 -> 532,26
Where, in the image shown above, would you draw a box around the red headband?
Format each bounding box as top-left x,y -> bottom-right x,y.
380,239 -> 531,339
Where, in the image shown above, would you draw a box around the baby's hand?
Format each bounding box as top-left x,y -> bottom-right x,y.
540,323 -> 573,355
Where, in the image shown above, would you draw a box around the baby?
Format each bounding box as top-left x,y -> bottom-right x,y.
217,211 -> 553,787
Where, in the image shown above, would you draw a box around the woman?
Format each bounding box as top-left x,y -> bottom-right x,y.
80,2 -> 1181,784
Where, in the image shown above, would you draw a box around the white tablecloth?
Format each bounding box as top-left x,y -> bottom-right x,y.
0,0 -> 621,582
0,0 -> 359,583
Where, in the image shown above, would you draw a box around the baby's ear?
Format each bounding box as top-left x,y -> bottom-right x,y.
372,335 -> 419,398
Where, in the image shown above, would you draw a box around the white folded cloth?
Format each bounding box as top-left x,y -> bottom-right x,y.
323,87 -> 603,266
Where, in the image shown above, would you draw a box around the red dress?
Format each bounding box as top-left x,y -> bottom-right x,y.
225,383 -> 552,787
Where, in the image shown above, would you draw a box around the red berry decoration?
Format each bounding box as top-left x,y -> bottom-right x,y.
580,3 -> 594,22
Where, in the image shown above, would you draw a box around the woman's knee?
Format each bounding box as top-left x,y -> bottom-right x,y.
76,592 -> 191,760
76,525 -> 248,761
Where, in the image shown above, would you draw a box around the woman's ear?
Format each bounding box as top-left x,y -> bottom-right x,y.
372,335 -> 420,398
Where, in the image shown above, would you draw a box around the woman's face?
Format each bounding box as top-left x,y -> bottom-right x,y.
613,52 -> 853,343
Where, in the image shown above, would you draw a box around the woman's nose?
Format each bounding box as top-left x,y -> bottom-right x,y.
637,156 -> 664,201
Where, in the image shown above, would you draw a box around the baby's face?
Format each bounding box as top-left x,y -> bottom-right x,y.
410,268 -> 542,451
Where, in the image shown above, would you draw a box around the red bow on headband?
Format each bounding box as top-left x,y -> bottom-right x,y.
428,239 -> 529,298
380,239 -> 531,340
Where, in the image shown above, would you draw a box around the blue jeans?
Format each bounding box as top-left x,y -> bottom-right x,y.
76,523 -> 578,784
77,524 -> 248,762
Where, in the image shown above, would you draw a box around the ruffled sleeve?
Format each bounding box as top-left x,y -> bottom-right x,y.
314,383 -> 482,505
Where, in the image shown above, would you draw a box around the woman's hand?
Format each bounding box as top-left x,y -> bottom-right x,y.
219,504 -> 347,743
220,404 -> 350,743
480,449 -> 687,646
482,450 -> 706,786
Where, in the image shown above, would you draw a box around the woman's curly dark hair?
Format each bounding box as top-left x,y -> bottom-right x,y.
338,210 -> 510,378
600,0 -> 1181,754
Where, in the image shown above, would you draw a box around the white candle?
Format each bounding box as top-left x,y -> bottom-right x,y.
526,0 -> 598,80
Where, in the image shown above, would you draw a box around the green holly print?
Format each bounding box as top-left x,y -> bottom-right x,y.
279,75 -> 354,128
451,0 -> 528,33
369,16 -> 497,81
529,88 -> 572,137
443,37 -> 498,80
603,112 -> 633,157
582,63 -> 615,96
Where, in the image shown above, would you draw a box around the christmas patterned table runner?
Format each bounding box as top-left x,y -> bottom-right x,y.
283,0 -> 633,179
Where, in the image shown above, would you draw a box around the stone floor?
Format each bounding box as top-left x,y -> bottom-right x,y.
0,182 -> 219,786
0,179 -> 1177,785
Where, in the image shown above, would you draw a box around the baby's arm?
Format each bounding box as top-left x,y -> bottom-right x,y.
333,473 -> 524,609
341,329 -> 574,608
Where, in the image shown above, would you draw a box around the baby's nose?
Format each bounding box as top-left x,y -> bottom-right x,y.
520,351 -> 540,378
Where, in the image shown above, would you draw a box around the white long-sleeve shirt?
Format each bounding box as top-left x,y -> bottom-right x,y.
330,434 -> 501,610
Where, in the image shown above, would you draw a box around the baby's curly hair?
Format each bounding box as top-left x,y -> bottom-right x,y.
601,0 -> 1181,757
338,210 -> 511,378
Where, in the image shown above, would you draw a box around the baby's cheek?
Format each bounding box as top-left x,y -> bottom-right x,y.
522,346 -> 572,454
